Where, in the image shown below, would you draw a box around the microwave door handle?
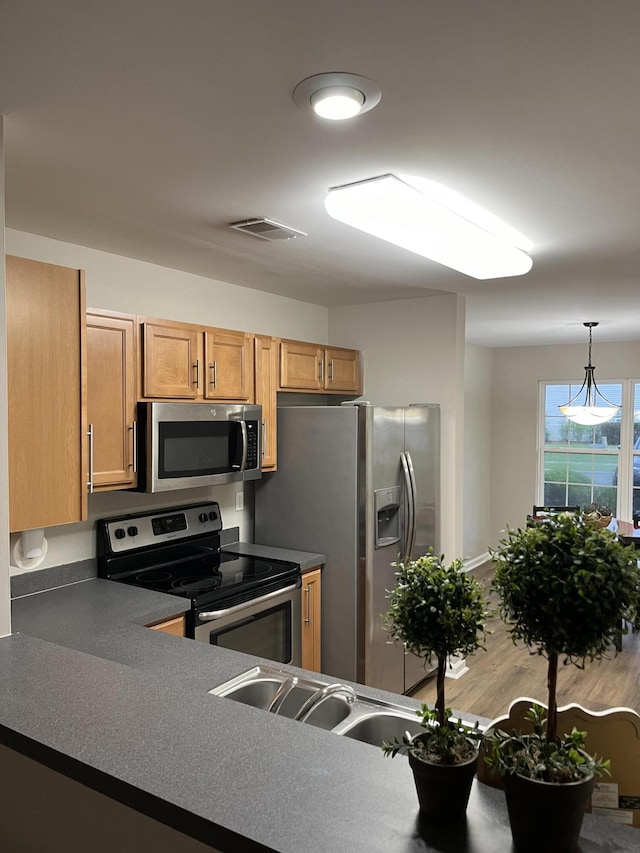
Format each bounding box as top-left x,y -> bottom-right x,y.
197,582 -> 299,620
238,420 -> 248,471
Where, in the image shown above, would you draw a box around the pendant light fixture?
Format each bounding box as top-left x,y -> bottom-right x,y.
558,322 -> 619,425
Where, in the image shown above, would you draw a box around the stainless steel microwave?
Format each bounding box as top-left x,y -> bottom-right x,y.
136,402 -> 262,493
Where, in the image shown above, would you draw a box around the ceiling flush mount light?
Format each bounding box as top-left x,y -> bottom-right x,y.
558,322 -> 619,425
324,174 -> 533,279
293,72 -> 381,121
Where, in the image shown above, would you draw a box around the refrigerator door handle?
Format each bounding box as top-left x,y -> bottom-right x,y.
405,451 -> 418,558
400,451 -> 414,563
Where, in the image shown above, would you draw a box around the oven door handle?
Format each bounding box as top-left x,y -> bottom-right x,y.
197,582 -> 299,621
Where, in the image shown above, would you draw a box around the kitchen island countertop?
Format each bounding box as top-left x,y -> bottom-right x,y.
3,577 -> 638,852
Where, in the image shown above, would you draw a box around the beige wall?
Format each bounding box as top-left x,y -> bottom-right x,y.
329,293 -> 466,561
463,343 -> 493,564
490,340 -> 640,547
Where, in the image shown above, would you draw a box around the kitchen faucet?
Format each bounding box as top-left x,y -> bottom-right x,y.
293,683 -> 357,723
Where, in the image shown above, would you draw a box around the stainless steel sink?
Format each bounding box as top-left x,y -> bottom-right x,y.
209,666 -> 478,747
335,710 -> 425,745
209,666 -> 354,730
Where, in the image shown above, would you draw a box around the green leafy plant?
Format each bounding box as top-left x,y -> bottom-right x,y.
382,704 -> 482,765
485,704 -> 610,783
490,513 -> 640,748
382,551 -> 488,763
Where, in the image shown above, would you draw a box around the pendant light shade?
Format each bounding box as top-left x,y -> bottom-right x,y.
558,323 -> 619,425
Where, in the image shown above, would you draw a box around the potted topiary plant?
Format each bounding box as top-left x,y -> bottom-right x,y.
487,512 -> 640,853
381,551 -> 488,821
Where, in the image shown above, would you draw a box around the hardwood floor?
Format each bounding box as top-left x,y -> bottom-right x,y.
411,562 -> 640,722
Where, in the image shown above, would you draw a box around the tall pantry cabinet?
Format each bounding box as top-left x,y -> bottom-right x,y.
6,256 -> 88,531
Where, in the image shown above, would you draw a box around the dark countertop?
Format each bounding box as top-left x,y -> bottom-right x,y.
4,578 -> 637,852
222,541 -> 325,573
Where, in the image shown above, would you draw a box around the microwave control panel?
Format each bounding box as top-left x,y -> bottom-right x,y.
246,421 -> 259,470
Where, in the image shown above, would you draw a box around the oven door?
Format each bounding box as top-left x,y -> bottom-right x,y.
194,582 -> 301,667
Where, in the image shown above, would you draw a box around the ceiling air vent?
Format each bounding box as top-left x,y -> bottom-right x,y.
229,218 -> 307,241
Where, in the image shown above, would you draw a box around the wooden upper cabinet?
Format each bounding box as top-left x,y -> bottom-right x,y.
279,339 -> 361,394
140,319 -> 255,403
254,335 -> 278,470
86,310 -> 137,490
141,321 -> 200,398
279,340 -> 325,391
6,256 -> 88,532
204,329 -> 253,401
325,347 -> 361,393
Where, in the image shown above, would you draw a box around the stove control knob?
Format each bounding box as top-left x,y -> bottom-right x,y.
114,528 -> 126,540
209,510 -> 218,521
198,513 -> 208,523
127,526 -> 138,537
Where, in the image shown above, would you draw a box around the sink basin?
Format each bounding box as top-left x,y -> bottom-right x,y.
209,666 -> 354,730
209,666 -> 471,747
336,711 -> 425,745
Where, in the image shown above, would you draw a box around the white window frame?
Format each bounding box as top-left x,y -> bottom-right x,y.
537,379 -> 637,520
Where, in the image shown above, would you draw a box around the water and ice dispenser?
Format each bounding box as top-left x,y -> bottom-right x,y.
374,486 -> 401,548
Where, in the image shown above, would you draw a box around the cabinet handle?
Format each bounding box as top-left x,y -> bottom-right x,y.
128,421 -> 138,472
304,582 -> 312,626
193,361 -> 200,387
210,360 -> 217,388
87,423 -> 94,494
329,359 -> 334,383
318,358 -> 324,382
262,419 -> 266,459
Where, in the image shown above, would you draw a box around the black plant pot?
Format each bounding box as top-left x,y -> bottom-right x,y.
408,749 -> 478,822
503,771 -> 595,853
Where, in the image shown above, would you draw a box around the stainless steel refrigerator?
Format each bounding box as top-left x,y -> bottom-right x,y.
254,402 -> 440,695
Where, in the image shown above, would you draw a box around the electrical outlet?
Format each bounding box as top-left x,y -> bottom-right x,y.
235,491 -> 244,512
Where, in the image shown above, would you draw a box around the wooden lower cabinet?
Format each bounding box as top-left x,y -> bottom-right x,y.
147,615 -> 186,637
86,310 -> 138,490
301,568 -> 322,672
6,256 -> 88,532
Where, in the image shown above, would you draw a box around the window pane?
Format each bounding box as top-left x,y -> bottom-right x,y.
543,450 -> 618,512
544,384 -> 622,449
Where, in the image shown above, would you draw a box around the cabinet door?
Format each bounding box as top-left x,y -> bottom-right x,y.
142,322 -> 200,398
254,335 -> 278,470
279,340 -> 324,391
301,568 -> 322,672
6,256 -> 88,531
203,329 -> 253,400
87,311 -> 137,489
324,347 -> 361,393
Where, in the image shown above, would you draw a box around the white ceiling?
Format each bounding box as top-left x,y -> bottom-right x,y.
1,0 -> 639,348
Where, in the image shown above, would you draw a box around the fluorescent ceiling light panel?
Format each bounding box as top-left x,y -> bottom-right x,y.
324,174 -> 533,279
